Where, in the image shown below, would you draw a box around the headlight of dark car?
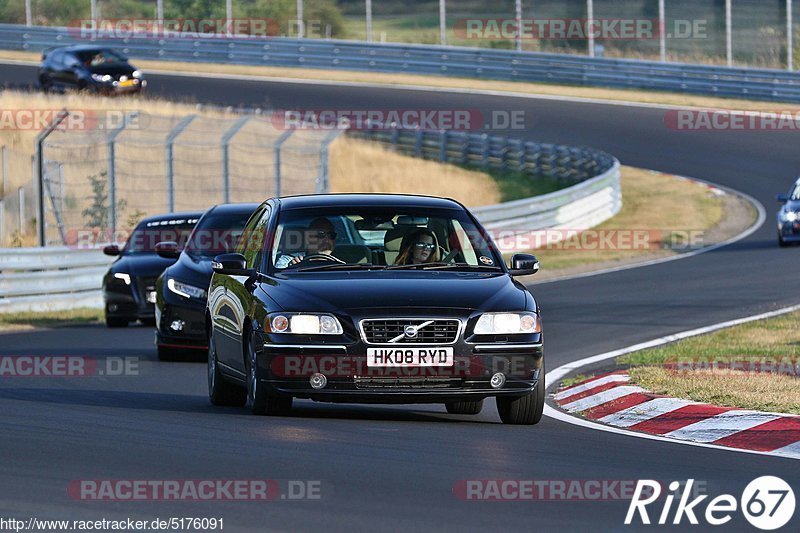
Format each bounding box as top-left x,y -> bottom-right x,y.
90,73 -> 113,83
166,278 -> 207,300
780,209 -> 799,222
473,312 -> 541,335
264,313 -> 343,335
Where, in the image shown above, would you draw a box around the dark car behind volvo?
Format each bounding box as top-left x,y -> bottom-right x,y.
206,194 -> 544,424
102,212 -> 200,327
154,203 -> 258,360
39,45 -> 146,94
777,177 -> 800,246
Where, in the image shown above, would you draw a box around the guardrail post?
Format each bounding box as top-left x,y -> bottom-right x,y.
165,114 -> 196,213
414,128 -> 423,157
481,133 -> 489,166
273,129 -> 295,197
439,130 -> 447,162
35,108 -> 68,247
221,115 -> 251,203
107,112 -> 136,234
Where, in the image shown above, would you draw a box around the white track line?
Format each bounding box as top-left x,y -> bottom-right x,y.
559,385 -> 645,413
553,373 -> 630,401
545,303 -> 800,460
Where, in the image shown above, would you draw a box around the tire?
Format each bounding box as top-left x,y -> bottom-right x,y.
496,364 -> 545,425
778,233 -> 790,247
445,399 -> 484,415
246,331 -> 292,416
105,316 -> 128,328
207,328 -> 246,406
39,74 -> 52,92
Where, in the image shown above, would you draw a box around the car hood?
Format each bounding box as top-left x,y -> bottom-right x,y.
260,271 -> 530,313
112,253 -> 177,278
782,199 -> 800,212
164,253 -> 214,286
88,64 -> 135,76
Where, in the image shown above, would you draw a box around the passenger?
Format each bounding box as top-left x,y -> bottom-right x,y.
394,228 -> 440,265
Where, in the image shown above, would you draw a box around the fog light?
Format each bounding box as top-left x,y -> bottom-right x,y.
170,320 -> 185,332
490,372 -> 506,389
310,373 -> 327,390
108,304 -> 118,312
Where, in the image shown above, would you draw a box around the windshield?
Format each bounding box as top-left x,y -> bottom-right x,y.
123,217 -> 198,254
792,183 -> 800,200
270,207 -> 502,272
185,212 -> 253,259
76,49 -> 127,67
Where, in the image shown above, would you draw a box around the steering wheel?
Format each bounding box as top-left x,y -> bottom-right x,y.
299,253 -> 345,264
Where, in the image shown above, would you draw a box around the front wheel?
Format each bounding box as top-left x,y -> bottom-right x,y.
208,328 -> 246,406
496,366 -> 545,425
247,331 -> 292,416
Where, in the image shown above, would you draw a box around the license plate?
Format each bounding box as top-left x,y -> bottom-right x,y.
367,347 -> 453,367
146,291 -> 157,304
119,79 -> 136,87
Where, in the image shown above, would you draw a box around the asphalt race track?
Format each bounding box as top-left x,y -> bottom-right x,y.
1,64 -> 799,531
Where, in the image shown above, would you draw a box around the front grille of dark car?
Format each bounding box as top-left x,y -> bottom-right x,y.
354,377 -> 462,389
361,319 -> 461,344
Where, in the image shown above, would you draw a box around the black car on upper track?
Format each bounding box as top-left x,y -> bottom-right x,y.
39,45 -> 146,94
102,212 -> 201,328
154,203 -> 259,361
206,194 -> 544,424
777,177 -> 800,246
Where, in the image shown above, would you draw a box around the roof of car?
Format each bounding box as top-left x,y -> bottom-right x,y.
139,211 -> 203,225
49,45 -> 118,53
276,194 -> 464,210
204,203 -> 260,216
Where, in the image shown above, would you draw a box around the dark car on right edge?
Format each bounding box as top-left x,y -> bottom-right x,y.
205,194 -> 544,424
777,177 -> 800,246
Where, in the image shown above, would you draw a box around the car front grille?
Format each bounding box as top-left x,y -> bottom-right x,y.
361,319 -> 461,344
354,377 -> 462,389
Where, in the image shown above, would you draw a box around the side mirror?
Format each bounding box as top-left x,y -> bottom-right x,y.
508,253 -> 540,276
777,193 -> 789,203
212,253 -> 251,276
155,241 -> 180,259
103,244 -> 120,256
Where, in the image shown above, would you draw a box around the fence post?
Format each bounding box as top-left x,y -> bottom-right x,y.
107,112 -> 136,234
658,0 -> 666,62
316,129 -> 342,194
165,115 -> 196,212
587,0 -> 594,57
439,0 -> 446,46
0,199 -> 4,247
273,130 -> 295,197
1,145 -> 7,196
34,108 -> 68,247
18,186 -> 25,236
789,0 -> 794,71
515,0 -> 522,52
725,0 -> 732,67
366,0 -> 373,42
221,115 -> 251,203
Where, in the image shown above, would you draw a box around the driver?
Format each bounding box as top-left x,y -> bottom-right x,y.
275,217 -> 337,268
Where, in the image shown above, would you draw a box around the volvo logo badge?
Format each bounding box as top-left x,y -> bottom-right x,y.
404,325 -> 418,338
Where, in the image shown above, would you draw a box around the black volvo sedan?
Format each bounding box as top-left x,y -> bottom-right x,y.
776,177 -> 800,246
39,45 -> 146,94
102,212 -> 201,327
154,203 -> 259,360
206,194 -> 544,425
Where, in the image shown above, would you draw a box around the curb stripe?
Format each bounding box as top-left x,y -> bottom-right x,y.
554,376 -> 631,403
628,404 -> 732,435
713,417 -> 800,452
772,441 -> 800,459
598,397 -> 697,428
553,372 -> 629,399
560,385 -> 645,413
582,393 -> 652,420
664,411 -> 783,443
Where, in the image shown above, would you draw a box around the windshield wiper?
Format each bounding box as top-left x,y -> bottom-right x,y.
385,261 -> 452,270
292,263 -> 387,272
387,262 -> 500,271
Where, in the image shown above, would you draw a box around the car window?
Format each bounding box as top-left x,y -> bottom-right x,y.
49,50 -> 64,67
185,211 -> 254,260
123,217 -> 199,254
75,49 -> 126,67
792,183 -> 800,200
269,207 -> 501,271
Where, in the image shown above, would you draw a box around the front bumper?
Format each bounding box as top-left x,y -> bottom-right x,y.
155,301 -> 207,350
256,339 -> 543,404
103,276 -> 158,320
778,219 -> 800,241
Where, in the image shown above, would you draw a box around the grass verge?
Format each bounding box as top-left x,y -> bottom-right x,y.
0,308 -> 103,332
1,50 -> 798,112
618,311 -> 800,414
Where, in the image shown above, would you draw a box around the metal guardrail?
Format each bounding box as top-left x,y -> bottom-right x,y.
0,247 -> 112,312
2,23 -> 800,102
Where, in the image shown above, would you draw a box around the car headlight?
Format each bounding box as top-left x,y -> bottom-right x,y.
90,73 -> 113,83
474,312 -> 541,335
113,272 -> 131,285
167,278 -> 207,300
132,70 -> 142,78
265,313 -> 343,335
782,210 -> 798,222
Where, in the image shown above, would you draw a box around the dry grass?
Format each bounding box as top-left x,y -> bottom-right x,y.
329,137 -> 500,207
628,367 -> 800,415
2,50 -> 797,113
530,168 -> 726,274
0,307 -> 103,332
620,310 -> 800,414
